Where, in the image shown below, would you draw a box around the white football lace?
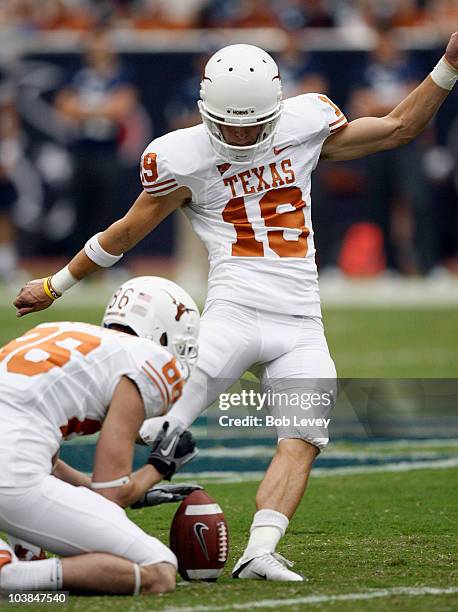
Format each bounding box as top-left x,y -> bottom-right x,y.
218,522 -> 228,563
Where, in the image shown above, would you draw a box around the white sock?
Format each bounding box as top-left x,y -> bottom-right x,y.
243,509 -> 289,559
0,558 -> 63,591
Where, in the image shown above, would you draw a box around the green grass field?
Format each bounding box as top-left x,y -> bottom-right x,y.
1,304 -> 457,377
3,468 -> 458,611
1,303 -> 457,610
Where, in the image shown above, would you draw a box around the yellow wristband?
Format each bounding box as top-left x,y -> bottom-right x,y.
43,277 -> 61,301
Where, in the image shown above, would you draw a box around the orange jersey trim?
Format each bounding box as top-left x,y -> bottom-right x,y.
330,120 -> 349,134
145,183 -> 179,195
145,178 -> 177,188
145,360 -> 171,405
141,366 -> 167,409
329,116 -> 347,128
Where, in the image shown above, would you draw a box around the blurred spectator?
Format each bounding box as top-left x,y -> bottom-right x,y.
445,116 -> 458,272
275,32 -> 329,97
275,0 -> 336,29
134,0 -> 207,29
151,0 -> 208,28
420,111 -> 458,275
197,1 -> 245,28
233,0 -> 279,28
349,28 -> 436,274
54,29 -> 138,249
351,28 -> 420,114
33,0 -> 92,31
0,1 -> 455,280
0,0 -> 92,32
164,54 -> 208,130
0,0 -> 456,33
427,0 -> 458,38
0,67 -> 20,284
161,53 -> 211,297
360,0 -> 426,29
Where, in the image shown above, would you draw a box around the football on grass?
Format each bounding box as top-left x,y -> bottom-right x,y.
170,489 -> 229,581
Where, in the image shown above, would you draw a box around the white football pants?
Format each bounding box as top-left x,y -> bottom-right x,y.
142,299 -> 336,449
0,475 -> 177,568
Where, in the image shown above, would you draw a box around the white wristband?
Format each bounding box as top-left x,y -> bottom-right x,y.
430,56 -> 458,91
51,265 -> 78,294
91,475 -> 130,489
84,232 -> 124,268
132,564 -> 141,596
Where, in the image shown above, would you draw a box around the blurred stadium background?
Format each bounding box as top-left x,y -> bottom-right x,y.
0,0 -> 457,475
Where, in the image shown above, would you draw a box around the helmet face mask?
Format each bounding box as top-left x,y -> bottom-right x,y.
102,276 -> 200,379
199,102 -> 283,163
172,334 -> 198,380
199,44 -> 283,164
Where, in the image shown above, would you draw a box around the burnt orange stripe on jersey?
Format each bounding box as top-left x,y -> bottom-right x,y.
146,360 -> 171,405
331,121 -> 349,134
147,178 -> 177,188
329,116 -> 347,127
146,183 -> 179,195
141,366 -> 167,409
0,549 -> 12,569
330,120 -> 348,132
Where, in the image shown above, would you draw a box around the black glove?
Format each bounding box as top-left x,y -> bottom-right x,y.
131,483 -> 203,509
147,421 -> 197,480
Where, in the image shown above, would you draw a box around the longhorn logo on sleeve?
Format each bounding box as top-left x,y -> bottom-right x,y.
193,522 -> 210,560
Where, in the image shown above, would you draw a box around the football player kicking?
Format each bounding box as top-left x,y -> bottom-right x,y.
1,277 -> 199,595
14,34 -> 458,581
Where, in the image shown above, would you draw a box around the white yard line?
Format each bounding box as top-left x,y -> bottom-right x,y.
66,437 -> 458,451
196,447 -> 452,460
351,438 -> 458,449
167,586 -> 458,611
175,457 -> 458,483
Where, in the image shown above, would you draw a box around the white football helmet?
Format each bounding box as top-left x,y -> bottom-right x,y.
198,44 -> 283,163
102,276 -> 200,379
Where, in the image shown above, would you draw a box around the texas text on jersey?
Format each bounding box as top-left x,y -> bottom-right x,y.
140,94 -> 347,316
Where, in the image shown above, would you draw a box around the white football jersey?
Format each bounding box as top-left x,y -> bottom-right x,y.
0,321 -> 184,486
141,94 -> 347,315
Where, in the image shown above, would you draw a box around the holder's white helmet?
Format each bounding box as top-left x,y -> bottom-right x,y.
198,44 -> 283,164
102,276 -> 200,379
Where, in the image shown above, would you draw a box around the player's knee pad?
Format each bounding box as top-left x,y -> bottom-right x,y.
265,377 -> 336,450
278,434 -> 329,450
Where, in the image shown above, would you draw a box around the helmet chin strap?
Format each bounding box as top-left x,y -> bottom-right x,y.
200,104 -> 283,164
216,124 -> 265,149
206,128 -> 277,164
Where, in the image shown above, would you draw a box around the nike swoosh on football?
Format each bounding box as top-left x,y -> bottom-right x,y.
273,145 -> 291,155
194,523 -> 210,560
160,436 -> 178,456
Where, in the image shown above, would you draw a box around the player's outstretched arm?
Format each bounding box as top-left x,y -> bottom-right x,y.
13,187 -> 190,317
322,31 -> 458,161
